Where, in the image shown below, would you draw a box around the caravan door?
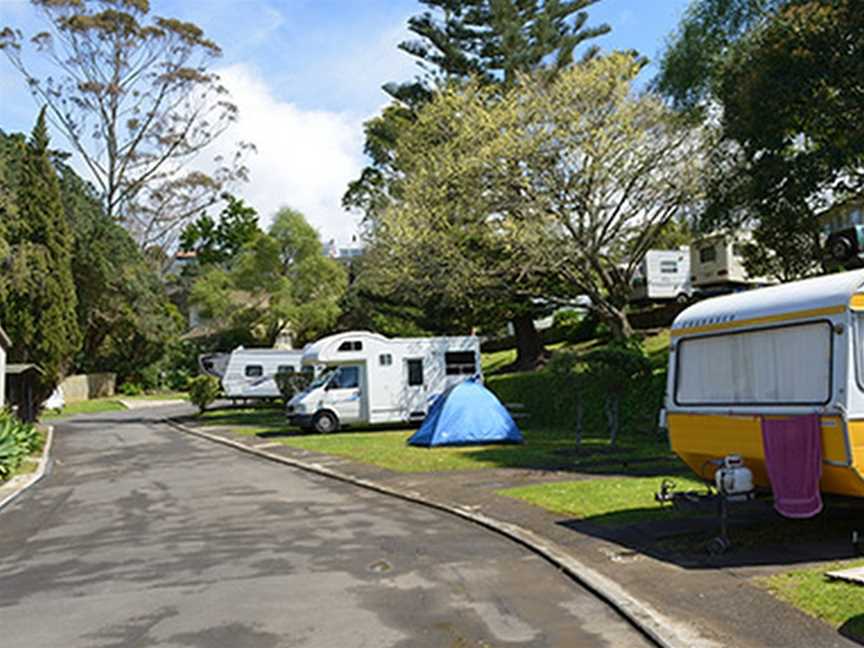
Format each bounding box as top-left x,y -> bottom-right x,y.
404,358 -> 427,418
323,365 -> 363,423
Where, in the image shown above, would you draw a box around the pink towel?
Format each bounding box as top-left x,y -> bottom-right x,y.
761,414 -> 823,519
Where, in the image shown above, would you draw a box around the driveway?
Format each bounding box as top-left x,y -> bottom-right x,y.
0,408 -> 653,647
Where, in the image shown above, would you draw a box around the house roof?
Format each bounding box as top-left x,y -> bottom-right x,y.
5,363 -> 45,376
0,325 -> 10,349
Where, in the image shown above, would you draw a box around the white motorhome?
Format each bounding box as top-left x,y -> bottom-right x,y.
221,348 -> 312,400
630,248 -> 692,304
287,331 -> 481,433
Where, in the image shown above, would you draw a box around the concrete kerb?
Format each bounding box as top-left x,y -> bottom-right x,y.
165,417 -> 720,648
0,425 -> 54,513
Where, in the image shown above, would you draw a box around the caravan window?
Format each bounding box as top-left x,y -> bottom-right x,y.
379,354 -> 392,366
245,365 -> 263,378
338,340 -> 363,352
675,321 -> 832,406
445,351 -> 476,376
659,260 -> 678,274
407,359 -> 424,386
699,245 -> 716,263
277,365 -> 294,374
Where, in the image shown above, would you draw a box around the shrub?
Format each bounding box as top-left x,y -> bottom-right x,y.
118,382 -> 144,396
583,343 -> 653,445
0,411 -> 41,481
274,371 -> 312,403
188,375 -> 221,413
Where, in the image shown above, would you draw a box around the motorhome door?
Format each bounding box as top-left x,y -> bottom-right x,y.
404,358 -> 427,419
324,365 -> 363,423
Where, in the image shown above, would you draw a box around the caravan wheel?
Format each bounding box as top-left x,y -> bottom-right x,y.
313,411 -> 340,434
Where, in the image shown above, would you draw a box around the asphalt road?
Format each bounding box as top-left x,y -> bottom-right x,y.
0,409 -> 653,648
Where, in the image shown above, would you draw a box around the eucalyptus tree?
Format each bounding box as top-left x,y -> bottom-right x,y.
0,0 -> 251,253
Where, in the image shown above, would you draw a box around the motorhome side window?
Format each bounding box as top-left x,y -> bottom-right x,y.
331,366 -> 359,389
445,351 -> 476,375
379,354 -> 392,366
245,365 -> 263,377
659,260 -> 678,274
276,365 -> 294,374
338,340 -> 363,352
407,359 -> 424,386
699,245 -> 716,263
675,321 -> 832,406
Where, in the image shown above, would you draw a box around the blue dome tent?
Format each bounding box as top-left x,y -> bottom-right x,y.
408,378 -> 523,447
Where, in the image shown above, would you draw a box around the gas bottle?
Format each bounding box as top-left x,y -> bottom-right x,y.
715,454 -> 753,501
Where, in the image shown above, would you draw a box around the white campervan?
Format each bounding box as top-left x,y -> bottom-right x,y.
221,348 -> 311,400
630,248 -> 692,304
287,331 -> 481,433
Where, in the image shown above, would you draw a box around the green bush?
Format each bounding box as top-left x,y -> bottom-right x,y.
274,370 -> 313,403
118,382 -> 144,396
188,375 -> 221,413
487,343 -> 665,442
0,411 -> 41,481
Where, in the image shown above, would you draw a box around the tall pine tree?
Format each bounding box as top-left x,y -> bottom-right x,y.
1,108 -> 80,397
347,0 -> 610,369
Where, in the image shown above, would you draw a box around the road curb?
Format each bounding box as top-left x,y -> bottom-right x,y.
166,418 -> 719,648
0,425 -> 54,513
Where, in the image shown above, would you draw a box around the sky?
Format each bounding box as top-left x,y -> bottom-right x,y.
0,0 -> 692,245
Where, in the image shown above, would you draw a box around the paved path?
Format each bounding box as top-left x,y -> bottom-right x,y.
0,409 -> 653,648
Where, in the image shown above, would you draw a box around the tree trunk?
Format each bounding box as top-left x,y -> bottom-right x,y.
606,306 -> 634,342
575,396 -> 583,447
512,313 -> 546,371
606,396 -> 620,446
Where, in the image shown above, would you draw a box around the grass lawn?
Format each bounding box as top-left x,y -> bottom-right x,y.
41,398 -> 127,419
760,560 -> 864,642
120,391 -> 187,401
499,473 -> 705,526
195,406 -> 675,473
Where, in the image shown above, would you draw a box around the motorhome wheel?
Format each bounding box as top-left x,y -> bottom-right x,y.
313,411 -> 340,434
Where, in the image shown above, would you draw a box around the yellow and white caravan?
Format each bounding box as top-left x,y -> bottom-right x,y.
666,269 -> 864,498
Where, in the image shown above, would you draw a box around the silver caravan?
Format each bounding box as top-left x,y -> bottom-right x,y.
630,248 -> 692,304
287,331 -> 480,433
221,348 -> 311,400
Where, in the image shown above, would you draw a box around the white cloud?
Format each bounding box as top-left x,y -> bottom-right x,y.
213,63 -> 366,245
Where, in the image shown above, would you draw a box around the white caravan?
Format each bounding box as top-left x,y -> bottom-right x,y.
287,331 -> 481,433
630,248 -> 692,303
221,348 -> 311,400
689,233 -> 775,294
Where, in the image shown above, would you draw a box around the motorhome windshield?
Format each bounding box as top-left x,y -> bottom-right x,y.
308,369 -> 335,390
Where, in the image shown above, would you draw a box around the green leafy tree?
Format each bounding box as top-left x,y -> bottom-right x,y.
0,109 -> 81,397
0,0 -> 251,254
179,194 -> 261,267
375,55 -> 707,341
191,208 -> 348,347
658,0 -> 863,280
348,0 -> 610,368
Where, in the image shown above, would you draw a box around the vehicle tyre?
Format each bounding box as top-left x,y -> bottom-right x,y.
675,293 -> 690,305
312,411 -> 340,434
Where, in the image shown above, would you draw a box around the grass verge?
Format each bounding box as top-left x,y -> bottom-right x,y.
498,473 -> 704,526
41,398 -> 127,419
759,560 -> 864,642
